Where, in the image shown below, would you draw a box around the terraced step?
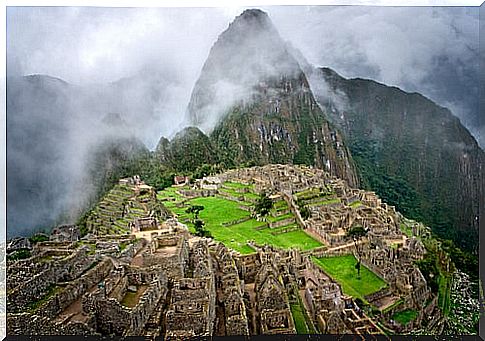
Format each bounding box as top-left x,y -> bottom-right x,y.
307,198 -> 341,207
270,223 -> 300,235
267,212 -> 294,223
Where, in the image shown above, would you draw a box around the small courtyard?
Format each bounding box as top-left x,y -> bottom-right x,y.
312,254 -> 387,303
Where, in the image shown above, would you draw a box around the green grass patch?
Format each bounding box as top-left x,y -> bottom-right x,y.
392,309 -> 418,326
237,244 -> 256,254
308,198 -> 341,207
121,291 -> 140,308
119,242 -> 128,252
167,196 -> 321,254
187,197 -> 248,224
399,223 -> 413,238
349,201 -> 362,208
244,192 -> 260,200
274,200 -> 288,209
291,303 -> 310,334
312,255 -> 387,303
224,181 -> 253,190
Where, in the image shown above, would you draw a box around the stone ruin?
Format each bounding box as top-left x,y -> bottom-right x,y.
7,164 -> 440,336
8,225 -> 388,337
85,176 -> 168,236
50,225 -> 80,242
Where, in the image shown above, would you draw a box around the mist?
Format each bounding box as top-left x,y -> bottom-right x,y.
6,6 -> 481,237
268,6 -> 481,147
8,6 -> 481,144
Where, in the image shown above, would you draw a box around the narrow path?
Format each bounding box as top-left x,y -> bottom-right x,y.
325,240 -> 366,252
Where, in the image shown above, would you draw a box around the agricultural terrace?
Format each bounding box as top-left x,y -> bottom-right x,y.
312,254 -> 387,303
157,183 -> 323,254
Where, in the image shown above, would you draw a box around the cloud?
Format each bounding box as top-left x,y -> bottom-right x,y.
8,6 -> 481,146
266,6 -> 481,146
8,7 -> 229,84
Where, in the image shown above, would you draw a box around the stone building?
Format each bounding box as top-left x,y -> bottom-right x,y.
50,225 -> 80,242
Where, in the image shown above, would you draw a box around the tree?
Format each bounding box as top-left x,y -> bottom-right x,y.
254,192 -> 273,216
194,219 -> 211,238
347,225 -> 368,278
186,205 -> 205,220
300,205 -> 311,220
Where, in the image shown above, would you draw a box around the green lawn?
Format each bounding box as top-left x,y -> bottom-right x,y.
312,255 -> 387,303
224,181 -> 253,190
392,309 -> 418,326
160,191 -> 322,254
291,303 -> 310,334
189,197 -> 248,222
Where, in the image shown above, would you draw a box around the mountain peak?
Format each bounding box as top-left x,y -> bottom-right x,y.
185,9 -> 301,131
233,8 -> 271,26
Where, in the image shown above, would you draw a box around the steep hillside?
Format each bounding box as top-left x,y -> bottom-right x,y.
312,67 -> 484,253
210,74 -> 358,187
185,9 -> 359,187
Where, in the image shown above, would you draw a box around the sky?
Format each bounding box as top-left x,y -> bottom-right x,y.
6,5 -> 482,147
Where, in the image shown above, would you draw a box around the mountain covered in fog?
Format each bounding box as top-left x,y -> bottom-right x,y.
181,9 -> 359,187
161,9 -> 484,254
6,73 -> 163,236
312,67 -> 484,252
7,9 -> 484,259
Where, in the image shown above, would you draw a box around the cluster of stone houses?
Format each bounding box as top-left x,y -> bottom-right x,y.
7,165 -> 438,336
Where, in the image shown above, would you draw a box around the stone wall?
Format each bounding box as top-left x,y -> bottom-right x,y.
268,217 -> 296,229
8,247 -> 93,313
270,226 -> 299,235
39,258 -> 114,319
8,312 -> 98,336
222,216 -> 252,227
84,268 -> 168,336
